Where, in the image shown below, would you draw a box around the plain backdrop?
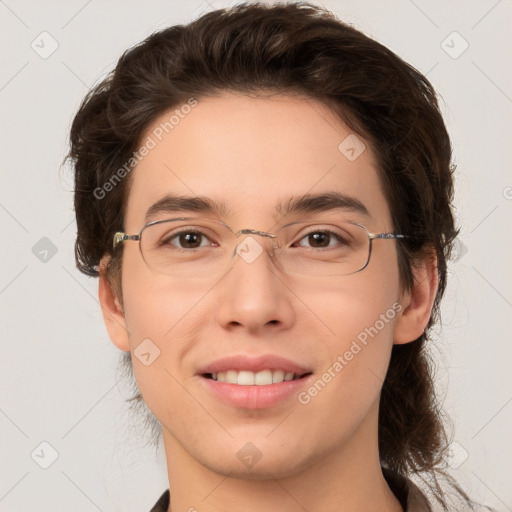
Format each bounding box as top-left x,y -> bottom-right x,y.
1,1 -> 511,511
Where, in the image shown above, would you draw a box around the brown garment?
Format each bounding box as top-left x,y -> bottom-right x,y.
149,469 -> 431,511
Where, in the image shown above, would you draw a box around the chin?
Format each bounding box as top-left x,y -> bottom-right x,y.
195,441 -> 317,481
204,459 -> 309,481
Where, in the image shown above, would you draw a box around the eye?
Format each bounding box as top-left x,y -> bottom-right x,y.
162,229 -> 215,249
294,229 -> 351,249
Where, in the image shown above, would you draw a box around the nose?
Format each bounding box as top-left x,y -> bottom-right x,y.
214,233 -> 296,335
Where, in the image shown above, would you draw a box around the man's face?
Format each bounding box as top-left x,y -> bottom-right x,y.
116,93 -> 404,478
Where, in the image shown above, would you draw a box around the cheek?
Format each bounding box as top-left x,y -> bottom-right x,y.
119,246 -> 230,415
121,246 -> 211,340
292,252 -> 401,404
122,281 -> 213,376
296,242 -> 401,342
295,275 -> 399,373
291,293 -> 398,450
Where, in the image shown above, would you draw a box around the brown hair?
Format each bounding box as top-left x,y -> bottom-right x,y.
66,2 -> 477,508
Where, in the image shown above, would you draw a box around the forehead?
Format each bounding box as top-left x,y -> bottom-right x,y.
124,93 -> 391,230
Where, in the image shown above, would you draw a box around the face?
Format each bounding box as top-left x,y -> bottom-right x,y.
112,92 -> 407,479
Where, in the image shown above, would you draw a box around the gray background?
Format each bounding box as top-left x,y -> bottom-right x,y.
1,0 -> 511,511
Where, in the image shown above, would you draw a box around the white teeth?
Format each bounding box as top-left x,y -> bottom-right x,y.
237,371 -> 255,385
212,369 -> 300,385
226,370 -> 237,383
254,369 -> 273,385
272,369 -> 284,383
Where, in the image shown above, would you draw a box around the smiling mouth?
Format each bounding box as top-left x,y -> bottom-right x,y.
202,369 -> 312,385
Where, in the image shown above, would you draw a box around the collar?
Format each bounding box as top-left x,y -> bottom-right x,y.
149,469 -> 432,512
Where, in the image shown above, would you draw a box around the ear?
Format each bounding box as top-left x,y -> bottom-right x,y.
393,252 -> 438,345
98,255 -> 131,352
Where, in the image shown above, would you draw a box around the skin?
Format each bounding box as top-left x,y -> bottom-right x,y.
99,92 -> 437,512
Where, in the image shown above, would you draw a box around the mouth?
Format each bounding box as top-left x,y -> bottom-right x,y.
199,370 -> 314,409
196,354 -> 314,408
202,369 -> 312,385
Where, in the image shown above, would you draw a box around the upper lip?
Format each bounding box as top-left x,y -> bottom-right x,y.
197,354 -> 312,376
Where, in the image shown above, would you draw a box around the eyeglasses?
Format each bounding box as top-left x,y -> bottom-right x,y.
112,217 -> 405,279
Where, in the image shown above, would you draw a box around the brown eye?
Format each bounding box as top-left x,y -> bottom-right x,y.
163,230 -> 211,249
295,230 -> 349,249
306,232 -> 330,248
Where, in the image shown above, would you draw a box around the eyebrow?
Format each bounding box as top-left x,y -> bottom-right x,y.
144,191 -> 370,224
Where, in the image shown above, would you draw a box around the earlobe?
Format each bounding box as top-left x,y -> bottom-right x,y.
393,254 -> 438,345
98,256 -> 131,352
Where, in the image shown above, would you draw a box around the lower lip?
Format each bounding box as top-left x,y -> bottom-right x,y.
199,374 -> 313,409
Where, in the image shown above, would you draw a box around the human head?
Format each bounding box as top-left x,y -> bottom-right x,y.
67,1 -> 459,506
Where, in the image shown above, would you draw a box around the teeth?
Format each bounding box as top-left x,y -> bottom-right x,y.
212,369 -> 300,385
238,370 -> 255,385
272,369 -> 285,383
226,370 -> 238,383
254,370 -> 272,385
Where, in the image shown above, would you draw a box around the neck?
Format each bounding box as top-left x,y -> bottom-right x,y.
161,402 -> 402,512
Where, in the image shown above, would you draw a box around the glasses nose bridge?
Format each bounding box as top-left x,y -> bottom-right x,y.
230,227 -> 280,261
235,228 -> 277,239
